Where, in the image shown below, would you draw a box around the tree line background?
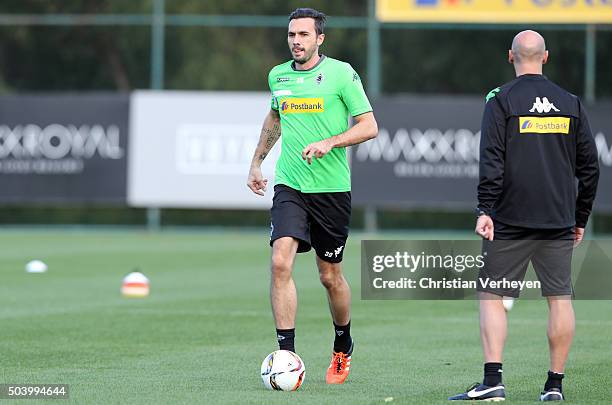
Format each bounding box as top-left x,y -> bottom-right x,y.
0,0 -> 610,99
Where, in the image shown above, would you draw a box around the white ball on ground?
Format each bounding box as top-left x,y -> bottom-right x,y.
260,350 -> 305,391
502,297 -> 515,311
25,260 -> 48,273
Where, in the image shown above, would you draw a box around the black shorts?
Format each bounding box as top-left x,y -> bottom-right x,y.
270,184 -> 351,263
477,220 -> 575,298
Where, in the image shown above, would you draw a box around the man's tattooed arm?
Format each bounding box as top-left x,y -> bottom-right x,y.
251,109 -> 281,166
247,109 -> 281,195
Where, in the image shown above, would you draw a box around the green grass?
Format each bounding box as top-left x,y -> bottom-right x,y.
0,229 -> 610,404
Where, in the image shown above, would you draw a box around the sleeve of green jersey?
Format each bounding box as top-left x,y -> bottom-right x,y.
268,70 -> 279,111
339,64 -> 372,117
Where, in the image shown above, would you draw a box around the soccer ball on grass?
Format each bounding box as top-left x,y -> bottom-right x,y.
260,350 -> 305,391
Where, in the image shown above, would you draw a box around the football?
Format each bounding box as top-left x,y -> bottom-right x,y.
260,350 -> 305,391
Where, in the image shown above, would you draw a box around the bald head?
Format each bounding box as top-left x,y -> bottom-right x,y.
511,30 -> 546,64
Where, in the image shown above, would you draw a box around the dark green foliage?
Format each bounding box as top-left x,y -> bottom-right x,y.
0,1 -> 609,97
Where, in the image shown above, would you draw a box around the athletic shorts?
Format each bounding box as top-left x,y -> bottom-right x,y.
270,184 -> 351,263
477,220 -> 575,298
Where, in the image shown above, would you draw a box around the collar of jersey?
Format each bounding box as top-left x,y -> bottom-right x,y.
291,55 -> 326,72
518,73 -> 547,80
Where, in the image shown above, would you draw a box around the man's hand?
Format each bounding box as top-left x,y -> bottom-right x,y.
247,166 -> 268,196
302,139 -> 333,165
574,227 -> 585,247
475,215 -> 494,241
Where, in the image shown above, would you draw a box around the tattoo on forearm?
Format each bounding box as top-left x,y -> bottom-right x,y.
257,122 -> 281,162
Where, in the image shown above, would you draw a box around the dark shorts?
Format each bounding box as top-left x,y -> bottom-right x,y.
477,220 -> 575,298
270,184 -> 351,263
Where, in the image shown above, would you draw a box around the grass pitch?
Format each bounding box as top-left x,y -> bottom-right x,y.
0,229 -> 610,404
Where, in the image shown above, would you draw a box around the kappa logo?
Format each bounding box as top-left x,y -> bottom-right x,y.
529,97 -> 560,113
315,73 -> 324,85
277,77 -> 290,83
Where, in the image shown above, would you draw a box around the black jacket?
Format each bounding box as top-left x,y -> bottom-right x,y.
478,74 -> 599,228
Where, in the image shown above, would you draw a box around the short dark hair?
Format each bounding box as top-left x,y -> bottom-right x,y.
288,8 -> 326,36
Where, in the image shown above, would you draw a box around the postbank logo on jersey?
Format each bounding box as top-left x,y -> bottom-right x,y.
280,98 -> 324,114
519,117 -> 570,134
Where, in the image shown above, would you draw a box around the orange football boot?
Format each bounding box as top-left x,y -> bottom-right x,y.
326,340 -> 353,384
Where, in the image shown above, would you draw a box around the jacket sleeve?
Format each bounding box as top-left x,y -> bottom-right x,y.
574,100 -> 599,228
477,97 -> 506,215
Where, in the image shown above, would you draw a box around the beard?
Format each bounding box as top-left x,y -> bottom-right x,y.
291,46 -> 316,64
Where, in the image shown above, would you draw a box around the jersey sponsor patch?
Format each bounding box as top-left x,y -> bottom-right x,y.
519,116 -> 570,134
280,97 -> 324,114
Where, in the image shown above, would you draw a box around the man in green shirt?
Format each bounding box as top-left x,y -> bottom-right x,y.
247,8 -> 378,385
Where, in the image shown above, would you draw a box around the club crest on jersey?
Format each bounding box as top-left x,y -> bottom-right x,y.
529,97 -> 560,113
315,73 -> 324,85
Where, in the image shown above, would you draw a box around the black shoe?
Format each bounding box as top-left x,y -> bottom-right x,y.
540,388 -> 563,401
448,383 -> 505,401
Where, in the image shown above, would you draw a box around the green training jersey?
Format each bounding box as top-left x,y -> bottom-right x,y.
268,55 -> 372,193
